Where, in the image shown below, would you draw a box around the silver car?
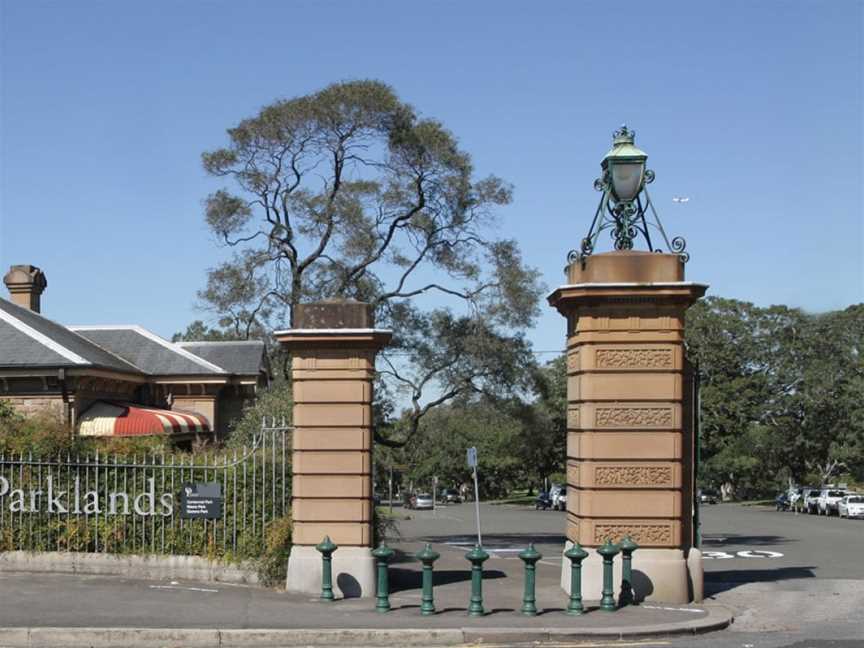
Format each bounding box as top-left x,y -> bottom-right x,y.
413,493 -> 434,510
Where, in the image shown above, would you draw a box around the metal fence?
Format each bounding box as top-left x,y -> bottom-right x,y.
0,421 -> 291,559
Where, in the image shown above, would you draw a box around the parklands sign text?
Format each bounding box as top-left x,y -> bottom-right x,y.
0,476 -> 173,516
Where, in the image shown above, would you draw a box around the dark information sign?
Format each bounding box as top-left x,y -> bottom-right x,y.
180,482 -> 223,519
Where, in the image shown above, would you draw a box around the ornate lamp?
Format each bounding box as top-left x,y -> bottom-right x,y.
571,125 -> 688,263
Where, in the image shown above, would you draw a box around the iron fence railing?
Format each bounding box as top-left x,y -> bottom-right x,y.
0,422 -> 291,558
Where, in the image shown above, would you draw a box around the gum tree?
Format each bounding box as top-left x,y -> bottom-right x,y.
196,80 -> 542,445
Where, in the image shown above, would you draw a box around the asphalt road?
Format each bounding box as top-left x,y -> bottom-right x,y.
397,501 -> 864,646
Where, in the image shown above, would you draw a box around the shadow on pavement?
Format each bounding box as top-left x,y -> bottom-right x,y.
702,533 -> 795,546
418,532 -> 567,547
705,566 -> 816,595
390,568 -> 506,593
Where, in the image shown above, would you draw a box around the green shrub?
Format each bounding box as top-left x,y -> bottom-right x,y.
257,515 -> 293,587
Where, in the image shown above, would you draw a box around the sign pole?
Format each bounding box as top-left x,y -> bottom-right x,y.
472,464 -> 482,546
467,447 -> 482,546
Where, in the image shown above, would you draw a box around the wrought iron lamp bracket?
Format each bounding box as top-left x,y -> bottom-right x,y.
567,155 -> 688,265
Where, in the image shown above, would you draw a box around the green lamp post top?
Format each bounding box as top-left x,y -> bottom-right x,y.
316,535 -> 337,554
518,543 -> 542,563
570,124 -> 689,263
372,541 -> 395,560
416,543 -> 440,562
620,535 -> 639,553
602,124 -> 648,169
565,542 -> 589,561
597,538 -> 621,558
466,544 -> 489,562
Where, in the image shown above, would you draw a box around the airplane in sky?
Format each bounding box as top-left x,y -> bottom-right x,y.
672,196 -> 690,203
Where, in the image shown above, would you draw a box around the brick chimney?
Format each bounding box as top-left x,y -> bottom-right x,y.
4,265 -> 47,313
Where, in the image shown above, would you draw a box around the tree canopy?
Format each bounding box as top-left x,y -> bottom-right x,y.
686,298 -> 864,496
193,80 -> 543,443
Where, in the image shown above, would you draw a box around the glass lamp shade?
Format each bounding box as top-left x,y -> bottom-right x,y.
609,160 -> 645,202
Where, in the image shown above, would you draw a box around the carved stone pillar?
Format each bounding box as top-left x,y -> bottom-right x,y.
548,251 -> 707,604
275,301 -> 390,598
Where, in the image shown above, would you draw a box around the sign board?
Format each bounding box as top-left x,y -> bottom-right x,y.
466,447 -> 477,468
180,482 -> 223,519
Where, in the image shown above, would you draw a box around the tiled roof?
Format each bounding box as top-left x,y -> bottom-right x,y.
70,326 -> 227,376
176,341 -> 266,376
0,298 -> 143,373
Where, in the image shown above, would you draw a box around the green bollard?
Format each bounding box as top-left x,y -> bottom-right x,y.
597,538 -> 620,611
518,543 -> 542,616
371,542 -> 395,612
415,543 -> 440,616
465,544 -> 489,617
315,535 -> 338,601
618,536 -> 639,607
564,542 -> 589,615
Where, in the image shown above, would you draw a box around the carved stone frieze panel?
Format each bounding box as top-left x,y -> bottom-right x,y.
594,465 -> 673,487
593,523 -> 674,546
595,406 -> 674,428
594,348 -> 674,369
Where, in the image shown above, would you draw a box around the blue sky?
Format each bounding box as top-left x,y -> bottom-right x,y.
1,0 -> 862,356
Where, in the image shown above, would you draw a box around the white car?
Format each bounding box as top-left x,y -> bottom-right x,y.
817,489 -> 849,516
804,488 -> 823,514
838,495 -> 864,519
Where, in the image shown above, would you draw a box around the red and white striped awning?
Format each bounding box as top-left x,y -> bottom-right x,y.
78,401 -> 210,437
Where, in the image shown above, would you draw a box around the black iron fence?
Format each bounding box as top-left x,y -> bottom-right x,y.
0,422 -> 291,560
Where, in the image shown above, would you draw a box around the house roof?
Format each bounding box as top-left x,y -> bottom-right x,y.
0,297 -> 267,380
176,341 -> 267,376
70,326 -> 227,376
0,298 -> 143,373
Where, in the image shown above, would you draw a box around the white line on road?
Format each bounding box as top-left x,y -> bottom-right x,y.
641,605 -> 704,614
149,585 -> 219,593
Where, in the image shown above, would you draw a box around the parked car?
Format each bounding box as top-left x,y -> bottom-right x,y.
804,488 -> 823,514
817,488 -> 849,516
413,493 -> 434,510
699,489 -> 719,505
838,495 -> 864,519
440,488 -> 462,504
775,492 -> 790,511
535,491 -> 553,511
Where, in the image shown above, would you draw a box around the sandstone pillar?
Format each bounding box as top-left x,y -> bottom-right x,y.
275,301 -> 390,598
548,251 -> 707,604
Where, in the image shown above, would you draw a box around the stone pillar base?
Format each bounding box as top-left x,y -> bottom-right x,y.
687,547 -> 704,602
285,545 -> 375,599
560,542 -> 702,604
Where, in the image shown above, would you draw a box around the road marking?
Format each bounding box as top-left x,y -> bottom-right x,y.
703,551 -> 734,559
703,549 -> 784,559
149,585 -> 219,593
736,549 -> 783,559
641,604 -> 704,614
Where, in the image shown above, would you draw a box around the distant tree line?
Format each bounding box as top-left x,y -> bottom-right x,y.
373,298 -> 863,500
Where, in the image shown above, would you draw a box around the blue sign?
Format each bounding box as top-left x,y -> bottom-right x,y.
466,447 -> 477,468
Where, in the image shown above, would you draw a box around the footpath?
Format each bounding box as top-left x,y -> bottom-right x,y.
0,539 -> 733,647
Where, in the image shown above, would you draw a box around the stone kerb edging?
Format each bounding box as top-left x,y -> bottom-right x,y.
0,551 -> 258,585
0,606 -> 734,647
